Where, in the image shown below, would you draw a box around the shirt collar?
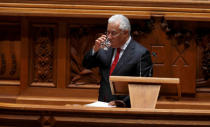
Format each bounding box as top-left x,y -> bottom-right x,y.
120,36 -> 131,51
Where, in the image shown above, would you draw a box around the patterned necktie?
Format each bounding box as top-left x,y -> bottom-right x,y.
109,48 -> 121,75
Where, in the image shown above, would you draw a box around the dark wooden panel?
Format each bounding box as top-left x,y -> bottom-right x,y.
68,24 -> 105,86
0,23 -> 21,81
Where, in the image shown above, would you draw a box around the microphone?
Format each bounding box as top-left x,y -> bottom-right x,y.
139,52 -> 155,77
149,52 -> 156,77
140,56 -> 141,77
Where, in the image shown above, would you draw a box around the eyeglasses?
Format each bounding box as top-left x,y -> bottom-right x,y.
106,31 -> 122,37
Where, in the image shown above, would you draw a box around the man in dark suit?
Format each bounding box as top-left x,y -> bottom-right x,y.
83,14 -> 153,107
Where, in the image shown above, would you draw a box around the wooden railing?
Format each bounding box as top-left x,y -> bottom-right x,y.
1,102 -> 210,127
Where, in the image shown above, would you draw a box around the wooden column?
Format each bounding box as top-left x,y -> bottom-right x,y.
20,17 -> 29,91
57,23 -> 67,88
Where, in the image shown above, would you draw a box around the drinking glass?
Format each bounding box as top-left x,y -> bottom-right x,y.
101,34 -> 111,50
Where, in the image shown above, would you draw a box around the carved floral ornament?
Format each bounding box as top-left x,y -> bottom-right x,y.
196,29 -> 210,80
32,27 -> 54,83
0,24 -> 19,79
0,54 -> 17,79
69,26 -> 103,85
160,18 -> 209,81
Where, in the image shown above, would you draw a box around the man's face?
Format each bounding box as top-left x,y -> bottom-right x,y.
107,22 -> 128,48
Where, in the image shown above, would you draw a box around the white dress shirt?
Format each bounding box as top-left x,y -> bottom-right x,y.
110,36 -> 131,64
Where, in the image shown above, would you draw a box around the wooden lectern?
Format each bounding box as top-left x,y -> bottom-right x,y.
109,76 -> 180,109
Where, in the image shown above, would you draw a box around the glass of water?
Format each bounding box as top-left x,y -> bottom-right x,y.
101,34 -> 111,50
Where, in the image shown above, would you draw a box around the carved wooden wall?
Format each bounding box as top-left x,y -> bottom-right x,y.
0,0 -> 209,104
68,24 -> 104,86
129,18 -> 209,94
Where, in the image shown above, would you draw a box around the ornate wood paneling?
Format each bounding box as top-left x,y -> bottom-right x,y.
195,26 -> 210,88
0,22 -> 21,84
0,21 -> 21,102
0,0 -> 209,103
68,25 -> 105,86
64,18 -> 209,94
130,18 -> 209,94
30,24 -> 57,87
0,16 -> 209,103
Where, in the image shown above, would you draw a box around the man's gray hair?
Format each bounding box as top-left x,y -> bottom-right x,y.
108,14 -> 131,33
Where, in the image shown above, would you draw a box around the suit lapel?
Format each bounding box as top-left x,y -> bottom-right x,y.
111,40 -> 135,75
105,47 -> 114,67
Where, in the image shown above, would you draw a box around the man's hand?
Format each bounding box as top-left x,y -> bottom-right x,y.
93,35 -> 106,52
108,100 -> 126,107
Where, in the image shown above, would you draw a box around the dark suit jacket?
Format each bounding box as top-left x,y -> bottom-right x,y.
83,39 -> 153,107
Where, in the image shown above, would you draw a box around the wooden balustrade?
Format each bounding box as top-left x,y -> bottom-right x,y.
1,102 -> 210,127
